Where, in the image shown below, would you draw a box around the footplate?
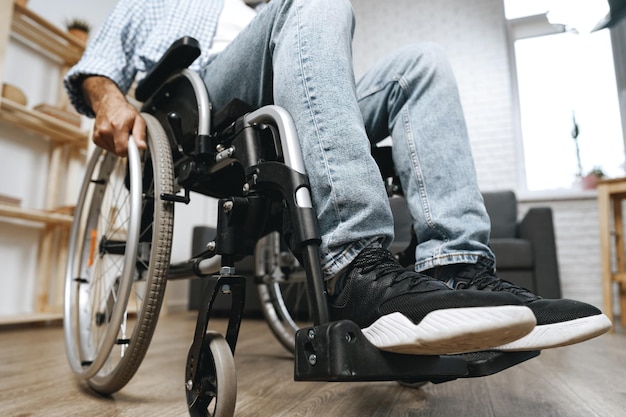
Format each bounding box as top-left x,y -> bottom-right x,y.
294,320 -> 539,383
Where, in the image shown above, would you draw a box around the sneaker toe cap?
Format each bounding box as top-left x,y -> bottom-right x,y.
528,298 -> 603,326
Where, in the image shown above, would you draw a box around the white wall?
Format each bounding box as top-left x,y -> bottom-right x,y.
352,0 -> 519,191
519,195 -> 603,308
26,0 -> 118,32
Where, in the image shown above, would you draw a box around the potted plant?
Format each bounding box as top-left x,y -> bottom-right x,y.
581,166 -> 605,190
571,113 -> 606,190
65,18 -> 91,43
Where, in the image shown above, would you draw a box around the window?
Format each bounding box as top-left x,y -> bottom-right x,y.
506,0 -> 625,191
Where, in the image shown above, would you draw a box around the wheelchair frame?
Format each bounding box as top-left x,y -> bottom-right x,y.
63,37 -> 539,417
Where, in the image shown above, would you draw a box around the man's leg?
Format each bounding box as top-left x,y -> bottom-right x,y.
357,43 -> 611,350
202,0 -> 393,279
356,43 -> 494,272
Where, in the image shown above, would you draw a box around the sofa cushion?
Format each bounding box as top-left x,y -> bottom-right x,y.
482,191 -> 518,238
490,238 -> 534,269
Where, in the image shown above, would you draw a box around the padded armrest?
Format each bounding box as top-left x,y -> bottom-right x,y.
135,36 -> 201,102
519,207 -> 561,298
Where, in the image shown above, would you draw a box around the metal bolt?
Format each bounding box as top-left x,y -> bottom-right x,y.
186,379 -> 193,391
307,329 -> 316,340
345,333 -> 353,343
216,144 -> 225,152
221,284 -> 232,294
223,200 -> 234,212
308,354 -> 317,366
221,266 -> 235,276
206,241 -> 216,251
242,183 -> 250,194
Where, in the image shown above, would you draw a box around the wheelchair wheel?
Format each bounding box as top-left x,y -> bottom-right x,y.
186,332 -> 237,417
256,232 -> 312,353
63,113 -> 174,394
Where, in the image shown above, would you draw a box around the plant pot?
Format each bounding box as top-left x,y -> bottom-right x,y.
581,173 -> 603,190
68,28 -> 89,43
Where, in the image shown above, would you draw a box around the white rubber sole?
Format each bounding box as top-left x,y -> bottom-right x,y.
362,305 -> 536,355
493,313 -> 612,351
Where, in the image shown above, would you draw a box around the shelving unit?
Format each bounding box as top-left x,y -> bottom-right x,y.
0,0 -> 90,324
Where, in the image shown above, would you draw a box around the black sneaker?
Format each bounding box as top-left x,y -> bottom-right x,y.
425,261 -> 612,351
328,248 -> 536,355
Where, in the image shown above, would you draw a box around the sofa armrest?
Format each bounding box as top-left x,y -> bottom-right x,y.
519,207 -> 562,298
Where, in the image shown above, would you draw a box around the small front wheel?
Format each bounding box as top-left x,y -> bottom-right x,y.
186,332 -> 237,417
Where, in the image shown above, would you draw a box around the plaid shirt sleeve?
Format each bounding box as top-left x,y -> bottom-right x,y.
64,0 -> 224,117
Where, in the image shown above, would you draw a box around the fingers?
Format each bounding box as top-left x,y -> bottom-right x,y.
93,120 -> 125,155
93,119 -> 130,156
132,114 -> 147,151
92,104 -> 146,157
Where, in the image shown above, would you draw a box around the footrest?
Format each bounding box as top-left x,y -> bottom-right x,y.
420,350 -> 540,384
294,320 -> 539,383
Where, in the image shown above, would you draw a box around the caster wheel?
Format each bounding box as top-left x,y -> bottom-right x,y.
186,331 -> 237,417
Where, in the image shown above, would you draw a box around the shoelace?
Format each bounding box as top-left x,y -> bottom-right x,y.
355,248 -> 434,289
454,270 -> 538,300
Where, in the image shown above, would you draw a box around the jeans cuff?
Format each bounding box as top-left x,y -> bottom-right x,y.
414,253 -> 495,273
320,236 -> 384,280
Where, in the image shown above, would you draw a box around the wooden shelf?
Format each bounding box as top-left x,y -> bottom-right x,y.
0,97 -> 88,146
0,1 -> 88,323
10,3 -> 85,66
0,203 -> 73,226
0,312 -> 62,327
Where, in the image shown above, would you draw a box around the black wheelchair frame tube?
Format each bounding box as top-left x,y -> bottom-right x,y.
165,102 -> 331,325
241,106 -> 330,325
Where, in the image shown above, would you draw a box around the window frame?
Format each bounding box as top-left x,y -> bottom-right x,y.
507,14 -> 626,193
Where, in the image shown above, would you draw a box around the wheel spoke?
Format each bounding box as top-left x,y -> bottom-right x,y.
64,113 -> 173,394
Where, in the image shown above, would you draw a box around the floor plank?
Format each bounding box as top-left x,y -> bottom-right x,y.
0,312 -> 624,417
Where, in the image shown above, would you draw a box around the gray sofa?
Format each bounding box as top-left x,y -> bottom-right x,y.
482,190 -> 561,299
390,190 -> 562,299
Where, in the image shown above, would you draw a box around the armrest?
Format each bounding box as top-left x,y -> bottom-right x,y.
519,207 -> 562,298
135,36 -> 201,102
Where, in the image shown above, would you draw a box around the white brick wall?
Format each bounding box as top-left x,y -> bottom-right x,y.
352,0 -> 519,191
519,194 -> 603,309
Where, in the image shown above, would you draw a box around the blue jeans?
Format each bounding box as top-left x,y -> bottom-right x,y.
201,0 -> 495,278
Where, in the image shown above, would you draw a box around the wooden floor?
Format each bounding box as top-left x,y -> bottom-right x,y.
1,312 -> 625,417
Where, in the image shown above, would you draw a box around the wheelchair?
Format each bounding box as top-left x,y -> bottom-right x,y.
62,37 -> 539,417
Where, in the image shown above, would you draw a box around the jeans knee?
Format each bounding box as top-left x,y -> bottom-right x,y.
391,43 -> 455,87
271,0 -> 355,35
276,0 -> 354,16
405,43 -> 450,70
309,0 -> 355,31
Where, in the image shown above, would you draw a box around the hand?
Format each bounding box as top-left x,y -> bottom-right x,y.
81,76 -> 147,156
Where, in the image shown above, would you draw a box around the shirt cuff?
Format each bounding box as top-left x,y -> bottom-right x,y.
64,59 -> 135,118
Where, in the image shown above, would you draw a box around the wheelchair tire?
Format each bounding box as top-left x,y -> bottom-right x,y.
186,332 -> 237,417
63,113 -> 174,394
256,232 -> 312,353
